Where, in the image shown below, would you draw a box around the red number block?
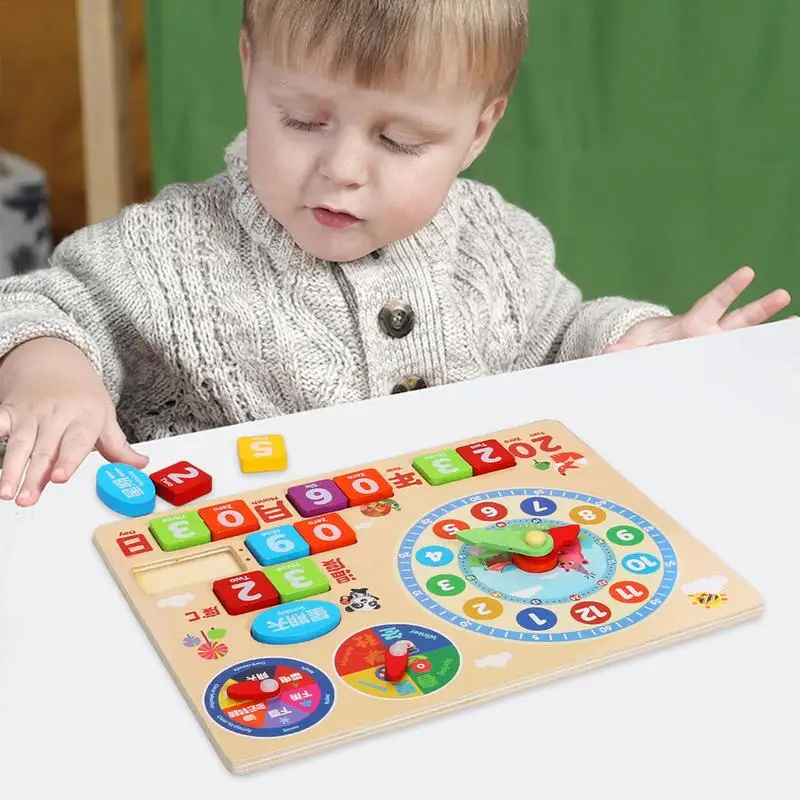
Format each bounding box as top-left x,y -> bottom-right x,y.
455,439 -> 516,475
333,468 -> 393,506
294,513 -> 358,554
198,499 -> 260,541
150,461 -> 212,506
212,571 -> 280,615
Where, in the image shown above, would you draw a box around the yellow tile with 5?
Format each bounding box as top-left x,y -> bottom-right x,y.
238,434 -> 287,473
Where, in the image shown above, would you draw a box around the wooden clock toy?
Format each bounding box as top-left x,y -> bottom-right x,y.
93,420 -> 762,774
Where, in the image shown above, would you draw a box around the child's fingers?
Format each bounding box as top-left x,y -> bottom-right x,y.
0,406 -> 11,439
51,416 -> 103,483
96,421 -> 149,469
16,419 -> 67,505
720,288 -> 792,331
0,417 -> 38,501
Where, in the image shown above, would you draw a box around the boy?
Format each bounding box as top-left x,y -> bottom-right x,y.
0,0 -> 790,507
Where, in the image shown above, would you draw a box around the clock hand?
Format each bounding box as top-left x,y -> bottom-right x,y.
455,523 -> 581,572
455,524 -> 556,557
512,524 -> 581,573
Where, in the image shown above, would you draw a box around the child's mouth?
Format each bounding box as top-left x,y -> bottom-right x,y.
312,206 -> 361,229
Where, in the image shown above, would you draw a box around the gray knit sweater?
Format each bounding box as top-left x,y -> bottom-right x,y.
0,132 -> 670,445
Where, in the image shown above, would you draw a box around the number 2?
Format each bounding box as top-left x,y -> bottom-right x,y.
166,466 -> 199,484
235,580 -> 263,602
475,445 -> 501,464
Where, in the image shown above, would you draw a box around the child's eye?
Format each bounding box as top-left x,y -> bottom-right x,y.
380,135 -> 425,156
280,113 -> 323,132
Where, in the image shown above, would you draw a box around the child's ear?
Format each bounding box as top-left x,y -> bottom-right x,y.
461,96 -> 508,171
239,29 -> 252,92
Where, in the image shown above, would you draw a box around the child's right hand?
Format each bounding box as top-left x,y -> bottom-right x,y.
0,337 -> 149,506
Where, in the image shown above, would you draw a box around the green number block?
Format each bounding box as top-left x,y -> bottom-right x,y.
412,450 -> 472,486
149,511 -> 211,552
264,558 -> 330,602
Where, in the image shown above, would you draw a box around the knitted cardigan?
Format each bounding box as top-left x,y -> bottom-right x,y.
0,132 -> 670,444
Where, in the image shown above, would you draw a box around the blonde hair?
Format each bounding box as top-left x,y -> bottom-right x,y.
242,0 -> 529,102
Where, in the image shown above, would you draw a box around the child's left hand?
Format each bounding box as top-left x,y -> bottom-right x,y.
603,266 -> 792,354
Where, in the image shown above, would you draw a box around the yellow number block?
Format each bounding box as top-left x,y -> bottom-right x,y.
238,434 -> 287,473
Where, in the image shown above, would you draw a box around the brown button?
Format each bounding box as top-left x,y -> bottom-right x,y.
391,376 -> 427,393
378,300 -> 415,338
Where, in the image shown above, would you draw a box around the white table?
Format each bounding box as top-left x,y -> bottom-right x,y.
1,319 -> 797,798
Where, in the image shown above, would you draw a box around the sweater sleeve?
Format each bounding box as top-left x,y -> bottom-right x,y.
0,213 -> 142,405
504,202 -> 673,367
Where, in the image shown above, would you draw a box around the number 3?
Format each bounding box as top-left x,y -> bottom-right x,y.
285,569 -> 312,589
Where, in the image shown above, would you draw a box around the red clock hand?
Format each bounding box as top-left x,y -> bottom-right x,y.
512,524 -> 581,574
226,678 -> 281,702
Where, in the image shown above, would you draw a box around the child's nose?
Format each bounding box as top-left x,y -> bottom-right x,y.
319,135 -> 368,188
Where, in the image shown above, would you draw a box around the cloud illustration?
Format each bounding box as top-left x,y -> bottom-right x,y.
681,575 -> 728,595
476,652 -> 513,669
157,593 -> 194,608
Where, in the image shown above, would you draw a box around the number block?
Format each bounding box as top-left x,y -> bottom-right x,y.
149,511 -> 211,552
198,499 -> 260,541
212,571 -> 280,615
412,450 -> 472,486
149,460 -> 212,506
294,513 -> 358,555
455,439 -> 516,476
238,434 -> 287,473
96,463 -> 156,517
333,469 -> 393,506
263,558 -> 330,603
286,479 -> 349,517
245,524 -> 310,566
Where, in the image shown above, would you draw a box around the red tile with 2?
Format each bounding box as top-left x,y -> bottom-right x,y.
150,461 -> 212,506
455,439 -> 516,476
212,571 -> 280,616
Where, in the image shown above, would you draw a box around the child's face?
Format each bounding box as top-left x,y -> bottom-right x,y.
240,35 -> 506,262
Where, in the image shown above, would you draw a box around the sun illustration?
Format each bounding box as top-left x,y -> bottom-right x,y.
689,591 -> 728,609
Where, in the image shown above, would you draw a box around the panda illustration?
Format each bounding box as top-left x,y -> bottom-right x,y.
340,588 -> 381,612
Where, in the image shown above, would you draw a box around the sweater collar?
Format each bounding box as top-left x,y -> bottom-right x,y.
224,129 -> 459,267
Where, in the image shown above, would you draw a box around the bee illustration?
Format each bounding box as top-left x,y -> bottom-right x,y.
691,591 -> 728,608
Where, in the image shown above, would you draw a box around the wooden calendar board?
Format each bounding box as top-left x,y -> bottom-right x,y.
93,420 -> 763,774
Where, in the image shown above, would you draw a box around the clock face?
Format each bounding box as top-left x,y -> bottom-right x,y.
397,488 -> 678,642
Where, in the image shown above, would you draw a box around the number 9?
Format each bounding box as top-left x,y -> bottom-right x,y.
307,488 -> 332,505
267,532 -> 293,553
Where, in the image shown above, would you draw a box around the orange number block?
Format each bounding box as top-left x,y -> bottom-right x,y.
198,499 -> 261,541
294,513 -> 358,554
333,469 -> 393,506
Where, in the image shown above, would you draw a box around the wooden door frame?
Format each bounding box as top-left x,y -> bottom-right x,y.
75,0 -> 135,224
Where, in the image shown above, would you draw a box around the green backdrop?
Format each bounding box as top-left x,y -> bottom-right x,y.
146,0 -> 798,317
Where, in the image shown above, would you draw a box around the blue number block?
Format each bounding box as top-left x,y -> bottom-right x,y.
251,600 -> 341,644
96,463 -> 156,517
245,524 -> 310,566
